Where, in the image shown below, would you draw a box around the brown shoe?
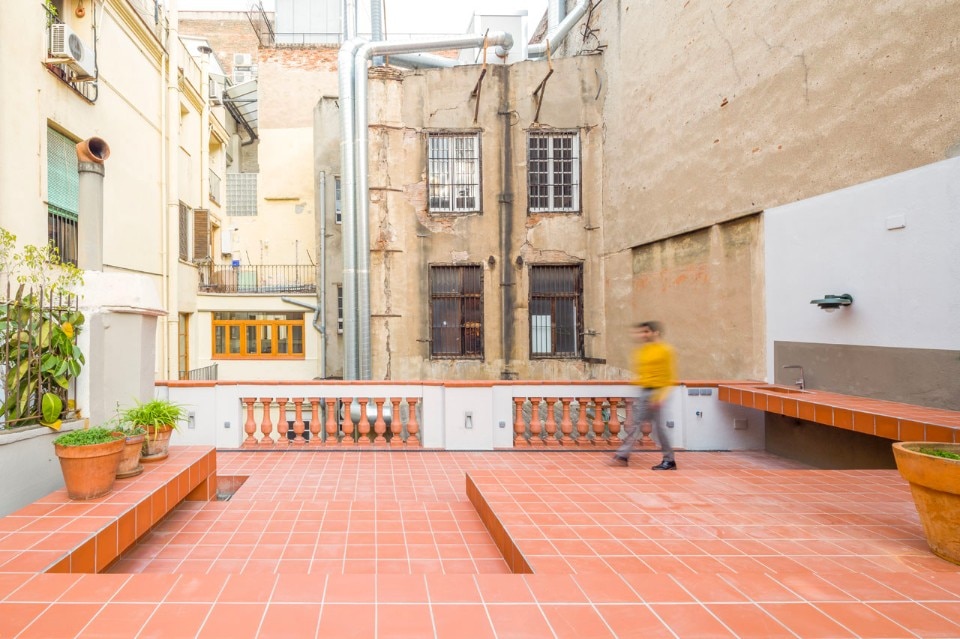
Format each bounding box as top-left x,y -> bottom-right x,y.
651,460 -> 677,470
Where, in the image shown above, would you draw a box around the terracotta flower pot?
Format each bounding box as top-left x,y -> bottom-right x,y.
54,437 -> 125,500
141,424 -> 174,462
893,442 -> 960,565
116,433 -> 145,478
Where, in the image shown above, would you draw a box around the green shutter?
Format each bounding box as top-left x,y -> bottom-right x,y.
47,128 -> 79,219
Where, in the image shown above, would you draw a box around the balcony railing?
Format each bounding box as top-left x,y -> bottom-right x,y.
179,364 -> 218,381
198,264 -> 316,294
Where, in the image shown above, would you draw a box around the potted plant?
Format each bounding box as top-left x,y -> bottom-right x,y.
121,399 -> 185,462
53,426 -> 124,499
114,423 -> 147,478
892,442 -> 960,565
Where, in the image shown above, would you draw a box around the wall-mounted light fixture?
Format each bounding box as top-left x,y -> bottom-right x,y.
810,293 -> 853,312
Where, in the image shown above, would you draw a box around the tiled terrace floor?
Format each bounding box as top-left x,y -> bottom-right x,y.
3,449 -> 960,638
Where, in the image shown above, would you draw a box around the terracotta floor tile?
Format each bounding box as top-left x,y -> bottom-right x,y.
17,602 -> 102,639
136,602 -> 212,639
324,573 -> 377,603
542,604 -> 616,638
257,602 -> 321,639
707,603 -> 796,639
868,602 -> 960,638
196,602 -> 266,639
377,602 -> 435,638
425,574 -> 482,603
475,574 -> 535,603
81,603 -> 156,639
317,603 -> 375,638
761,602 -> 857,638
649,603 -> 738,639
432,604 -> 495,639
0,602 -> 49,638
815,602 -> 917,638
487,604 -> 555,639
595,603 -> 674,638
110,573 -> 178,603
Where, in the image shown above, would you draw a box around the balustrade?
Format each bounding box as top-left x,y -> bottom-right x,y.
512,395 -> 629,447
240,395 -> 423,448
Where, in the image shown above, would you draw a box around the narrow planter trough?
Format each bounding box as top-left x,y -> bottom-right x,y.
893,441 -> 960,565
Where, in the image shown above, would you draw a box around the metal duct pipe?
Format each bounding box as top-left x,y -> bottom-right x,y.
528,0 -> 590,58
318,171 -> 327,378
76,138 -> 110,271
370,0 -> 384,66
338,39 -> 365,379
389,52 -> 459,69
343,0 -> 357,40
548,0 -> 566,32
351,32 -> 514,379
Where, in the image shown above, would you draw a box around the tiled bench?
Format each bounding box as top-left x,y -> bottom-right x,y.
718,383 -> 960,443
0,446 -> 216,575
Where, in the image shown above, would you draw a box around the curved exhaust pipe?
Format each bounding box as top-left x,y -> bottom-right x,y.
76,137 -> 111,164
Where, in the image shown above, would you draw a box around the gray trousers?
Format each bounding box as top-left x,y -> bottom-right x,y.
616,388 -> 673,461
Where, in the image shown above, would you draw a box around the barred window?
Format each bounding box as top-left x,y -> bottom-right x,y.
428,133 -> 481,214
212,312 -> 304,359
528,130 -> 580,213
47,127 -> 79,265
334,176 -> 342,224
529,264 -> 583,358
336,284 -> 343,333
226,173 -> 258,216
430,265 -> 483,358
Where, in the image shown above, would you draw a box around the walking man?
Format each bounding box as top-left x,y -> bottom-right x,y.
611,321 -> 678,469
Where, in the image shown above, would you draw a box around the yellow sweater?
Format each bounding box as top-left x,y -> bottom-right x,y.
632,341 -> 677,403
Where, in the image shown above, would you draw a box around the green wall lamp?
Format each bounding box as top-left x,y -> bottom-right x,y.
811,293 -> 853,312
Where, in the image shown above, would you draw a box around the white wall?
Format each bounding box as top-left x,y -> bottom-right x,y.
764,156 -> 960,379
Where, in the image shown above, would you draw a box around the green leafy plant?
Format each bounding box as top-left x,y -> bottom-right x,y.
918,447 -> 960,461
121,399 -> 186,432
53,427 -> 120,447
0,229 -> 85,430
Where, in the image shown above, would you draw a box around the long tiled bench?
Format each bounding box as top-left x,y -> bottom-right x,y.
0,446 -> 216,574
718,383 -> 960,443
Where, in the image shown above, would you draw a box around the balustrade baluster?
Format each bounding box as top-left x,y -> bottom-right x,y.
575,398 -> 590,445
543,398 -> 559,446
357,398 -> 371,445
341,398 -> 354,445
242,397 -> 257,447
513,397 -> 528,446
592,398 -> 606,445
528,397 -> 544,446
608,397 -> 621,446
559,398 -> 574,446
259,397 -> 275,447
390,398 -> 402,446
324,398 -> 338,446
275,397 -> 289,447
405,397 -> 420,447
291,398 -> 306,445
373,398 -> 387,445
309,399 -> 322,446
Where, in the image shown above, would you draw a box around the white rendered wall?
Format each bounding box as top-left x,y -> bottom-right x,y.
764,157 -> 960,379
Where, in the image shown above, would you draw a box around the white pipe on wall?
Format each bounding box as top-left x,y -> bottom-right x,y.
528,0 -> 590,58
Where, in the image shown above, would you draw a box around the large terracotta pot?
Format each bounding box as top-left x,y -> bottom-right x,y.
54,437 -> 125,500
141,424 -> 174,462
893,442 -> 960,565
116,433 -> 145,478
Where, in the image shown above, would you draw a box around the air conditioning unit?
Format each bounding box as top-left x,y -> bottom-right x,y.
234,53 -> 252,66
233,69 -> 255,84
208,75 -> 225,105
48,23 -> 97,81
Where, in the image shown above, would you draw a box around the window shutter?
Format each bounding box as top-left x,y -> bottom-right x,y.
47,128 -> 79,216
194,209 -> 210,260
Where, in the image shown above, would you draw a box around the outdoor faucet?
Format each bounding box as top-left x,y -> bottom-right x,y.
782,365 -> 804,390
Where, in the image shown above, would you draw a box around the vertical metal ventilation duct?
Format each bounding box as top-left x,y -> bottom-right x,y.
339,33 -> 513,379
528,0 -> 590,58
370,0 -> 384,66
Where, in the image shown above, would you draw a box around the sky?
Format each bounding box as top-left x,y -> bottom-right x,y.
177,0 -> 550,36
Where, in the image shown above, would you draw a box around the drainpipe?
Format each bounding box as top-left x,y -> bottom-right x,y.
338,38 -> 365,379
528,0 -> 590,58
350,32 -> 514,379
76,138 -> 110,271
343,0 -> 357,39
370,0 -> 384,66
389,52 -> 458,69
317,170 -> 327,378
164,0 -> 180,380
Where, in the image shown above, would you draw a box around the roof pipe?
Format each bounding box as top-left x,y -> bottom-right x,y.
528,0 -> 590,58
370,0 -> 384,66
338,38 -> 365,379
352,32 -> 514,379
389,52 -> 459,69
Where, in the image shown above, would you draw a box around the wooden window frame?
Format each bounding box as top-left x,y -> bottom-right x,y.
211,312 -> 305,360
527,130 -> 581,213
429,264 -> 484,359
529,264 -> 584,359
